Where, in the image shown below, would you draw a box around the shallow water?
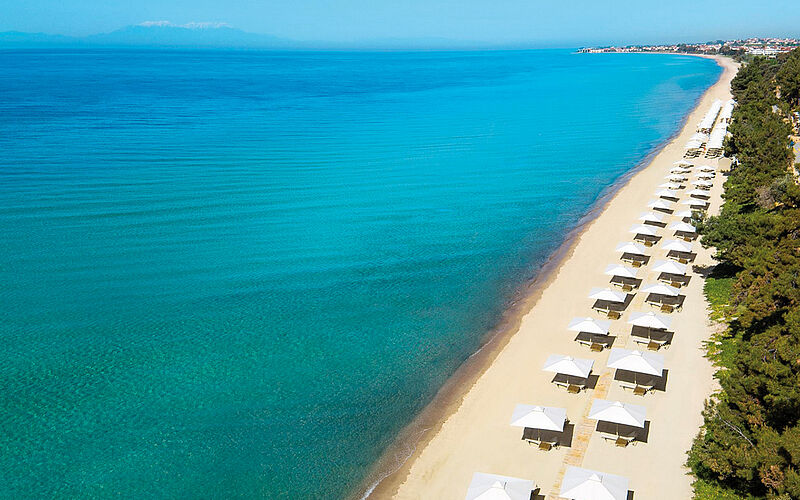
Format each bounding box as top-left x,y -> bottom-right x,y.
0,49 -> 720,498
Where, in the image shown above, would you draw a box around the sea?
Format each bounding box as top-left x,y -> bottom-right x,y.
0,49 -> 720,498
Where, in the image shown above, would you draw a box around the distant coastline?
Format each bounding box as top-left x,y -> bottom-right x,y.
578,37 -> 799,58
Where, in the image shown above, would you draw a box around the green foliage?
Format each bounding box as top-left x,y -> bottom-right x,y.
694,478 -> 761,500
704,265 -> 736,322
776,48 -> 800,108
689,52 -> 800,500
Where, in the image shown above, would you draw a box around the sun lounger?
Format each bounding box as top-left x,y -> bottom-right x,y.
521,428 -> 559,449
575,332 -> 610,351
600,431 -> 637,446
631,336 -> 669,350
553,374 -> 588,393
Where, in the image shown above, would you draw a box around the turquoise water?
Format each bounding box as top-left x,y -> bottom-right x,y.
0,49 -> 720,498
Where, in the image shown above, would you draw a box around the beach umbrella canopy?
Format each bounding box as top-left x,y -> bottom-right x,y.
668,221 -> 696,233
670,166 -> 692,174
627,224 -> 658,237
542,354 -> 594,378
638,211 -> 665,224
607,348 -> 664,376
589,399 -> 647,428
697,165 -> 715,172
465,472 -> 535,500
673,160 -> 693,167
697,172 -> 715,179
662,239 -> 693,252
560,467 -> 629,500
627,311 -> 672,330
681,198 -> 707,207
640,283 -> 681,297
692,179 -> 714,187
510,404 -> 567,431
675,209 -> 694,218
614,242 -> 647,255
604,264 -> 639,279
658,182 -> 682,190
685,139 -> 703,149
666,174 -> 687,182
588,288 -> 627,303
567,317 -> 611,335
647,199 -> 674,211
651,260 -> 687,275
654,189 -> 679,199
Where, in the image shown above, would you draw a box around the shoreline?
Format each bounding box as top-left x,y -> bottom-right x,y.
354,54 -> 736,500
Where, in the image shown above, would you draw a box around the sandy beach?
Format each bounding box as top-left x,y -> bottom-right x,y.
368,55 -> 739,499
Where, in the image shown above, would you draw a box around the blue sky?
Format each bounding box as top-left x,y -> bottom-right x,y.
2,0 -> 800,46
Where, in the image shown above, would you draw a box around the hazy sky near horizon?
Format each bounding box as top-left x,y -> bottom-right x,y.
2,0 -> 800,46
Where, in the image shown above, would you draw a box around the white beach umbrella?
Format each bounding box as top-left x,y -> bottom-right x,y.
614,242 -> 647,256
681,198 -> 708,208
668,221 -> 696,233
560,467 -> 629,500
589,399 -> 647,428
647,199 -> 674,211
627,311 -> 672,330
628,224 -> 658,237
666,174 -> 687,182
692,179 -> 714,187
638,211 -> 665,224
607,348 -> 664,376
697,165 -> 716,172
510,404 -> 567,431
697,172 -> 715,179
654,189 -> 679,199
662,239 -> 693,253
588,288 -> 627,303
675,209 -> 694,218
640,283 -> 681,297
687,189 -> 710,198
670,166 -> 691,174
684,139 -> 704,150
542,355 -> 594,379
651,260 -> 687,275
567,317 -> 611,335
673,160 -> 693,167
658,182 -> 682,190
465,472 -> 535,500
604,264 -> 639,279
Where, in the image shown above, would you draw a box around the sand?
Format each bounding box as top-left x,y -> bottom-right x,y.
372,55 -> 739,500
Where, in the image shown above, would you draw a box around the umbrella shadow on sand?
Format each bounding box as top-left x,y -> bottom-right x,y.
574,332 -> 618,349
613,368 -> 670,393
551,373 -> 600,391
593,294 -> 634,314
658,272 -> 690,287
596,420 -> 652,444
521,422 -> 576,448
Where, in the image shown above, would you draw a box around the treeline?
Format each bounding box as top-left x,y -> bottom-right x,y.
688,49 -> 800,499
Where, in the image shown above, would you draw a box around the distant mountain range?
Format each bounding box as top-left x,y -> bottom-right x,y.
0,23 -> 514,50
0,22 -> 296,49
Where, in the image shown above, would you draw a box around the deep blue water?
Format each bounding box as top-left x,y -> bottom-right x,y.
0,49 -> 720,498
